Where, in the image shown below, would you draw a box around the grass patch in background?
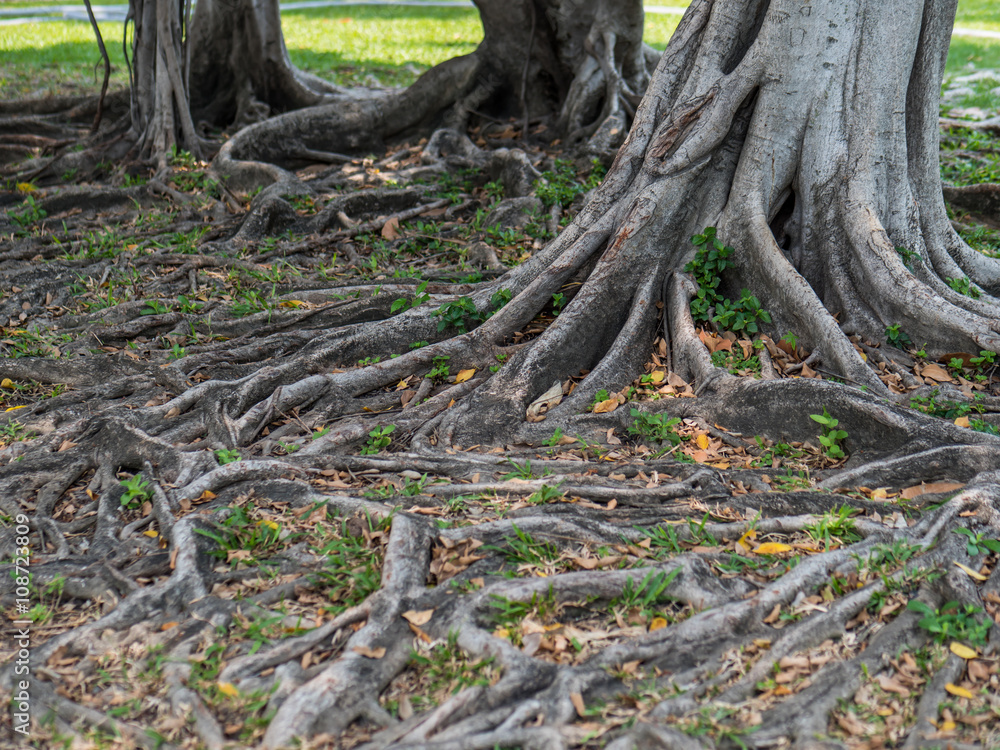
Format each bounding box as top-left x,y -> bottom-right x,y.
0,0 -> 995,101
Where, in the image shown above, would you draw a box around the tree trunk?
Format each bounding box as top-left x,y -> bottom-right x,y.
213,0 -> 655,187
187,0 -> 341,127
442,0 -> 1000,445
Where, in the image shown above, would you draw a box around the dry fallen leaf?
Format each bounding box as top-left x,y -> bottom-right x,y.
949,642 -> 978,660
569,692 -> 586,717
736,529 -> 757,551
921,363 -> 953,382
945,683 -> 974,699
402,609 -> 434,626
695,433 -> 710,450
455,368 -> 476,383
352,645 -> 387,659
899,481 -> 964,500
954,416 -> 971,428
0,378 -> 13,389
217,681 -> 240,697
593,398 -> 619,414
953,561 -> 987,581
381,216 -> 401,240
649,617 -> 668,631
755,542 -> 793,555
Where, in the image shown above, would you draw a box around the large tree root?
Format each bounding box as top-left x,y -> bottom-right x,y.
5,0 -> 1000,747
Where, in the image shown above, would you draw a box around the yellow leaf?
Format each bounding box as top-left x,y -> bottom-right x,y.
257,519 -> 279,531
5,405 -> 27,412
0,378 -> 13,389
455,368 -> 476,383
649,617 -> 668,631
650,371 -> 665,384
953,561 -> 987,581
871,488 -> 888,499
940,721 -> 957,731
736,528 -> 757,552
143,530 -> 159,538
279,300 -> 306,308
494,627 -> 510,639
696,433 -> 710,450
16,182 -> 36,194
217,682 -> 240,697
592,398 -> 619,414
950,642 -> 978,660
945,683 -> 974,699
955,416 -> 970,427
754,542 -> 793,555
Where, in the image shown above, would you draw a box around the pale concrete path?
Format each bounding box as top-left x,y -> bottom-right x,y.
0,0 -> 996,42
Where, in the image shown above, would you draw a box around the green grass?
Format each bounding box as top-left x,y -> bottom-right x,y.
0,1 -> 995,100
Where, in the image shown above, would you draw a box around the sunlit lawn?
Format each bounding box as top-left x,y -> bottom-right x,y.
0,0 -> 995,99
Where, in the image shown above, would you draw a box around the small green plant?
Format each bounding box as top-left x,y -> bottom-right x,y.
526,483 -> 566,505
391,280 -> 431,313
401,474 -> 431,496
551,292 -> 566,315
491,524 -> 559,566
907,600 -> 991,646
120,473 -> 153,510
11,196 -> 47,232
895,245 -> 921,269
885,323 -> 912,349
810,407 -> 848,459
628,408 -> 682,446
167,343 -> 186,360
428,355 -> 451,381
433,297 -> 479,332
362,425 -> 395,455
611,568 -> 682,622
215,448 -> 242,465
501,459 -> 536,480
946,276 -> 981,299
970,350 -> 997,370
0,421 -> 30,444
805,506 -> 861,550
909,389 -> 974,420
542,427 -> 565,449
140,299 -> 170,316
953,528 -> 1000,556
713,289 -> 772,334
195,503 -> 283,566
534,158 -> 605,207
685,228 -> 771,333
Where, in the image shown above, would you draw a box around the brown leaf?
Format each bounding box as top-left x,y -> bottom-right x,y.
402,609 -> 434,626
352,645 -> 387,659
876,673 -> 911,697
569,692 -> 586,717
381,216 -> 401,240
920,363 -> 953,382
763,604 -> 781,624
900,481 -> 964,500
592,398 -> 619,414
57,440 -> 77,452
837,712 -> 869,736
398,695 -> 413,720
